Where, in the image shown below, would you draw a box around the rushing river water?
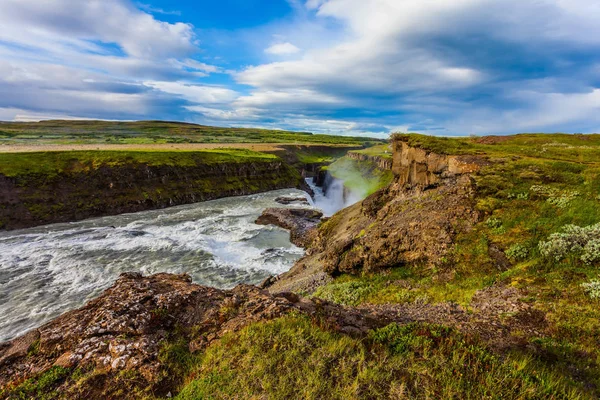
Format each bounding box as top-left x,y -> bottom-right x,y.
0,188 -> 321,342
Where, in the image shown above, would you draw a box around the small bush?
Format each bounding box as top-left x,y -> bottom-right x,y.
506,244 -> 529,261
485,217 -> 502,229
530,185 -> 580,209
581,279 -> 600,299
539,223 -> 600,265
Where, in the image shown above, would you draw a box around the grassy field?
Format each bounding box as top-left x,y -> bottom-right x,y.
0,149 -> 280,177
395,133 -> 600,163
0,120 -> 383,146
350,143 -> 393,159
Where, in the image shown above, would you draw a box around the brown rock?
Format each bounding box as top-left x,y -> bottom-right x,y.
0,329 -> 39,366
255,208 -> 323,248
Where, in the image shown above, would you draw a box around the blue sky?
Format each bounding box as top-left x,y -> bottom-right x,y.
0,0 -> 599,137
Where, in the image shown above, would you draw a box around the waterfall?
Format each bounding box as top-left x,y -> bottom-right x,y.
305,172 -> 363,217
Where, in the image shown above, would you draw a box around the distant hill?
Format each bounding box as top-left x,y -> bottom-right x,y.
0,120 -> 385,146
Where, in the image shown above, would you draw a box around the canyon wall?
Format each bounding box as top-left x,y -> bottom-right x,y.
346,151 -> 393,171
0,160 -> 302,231
392,139 -> 484,185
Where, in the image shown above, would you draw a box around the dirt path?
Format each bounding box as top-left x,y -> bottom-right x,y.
0,143 -> 356,153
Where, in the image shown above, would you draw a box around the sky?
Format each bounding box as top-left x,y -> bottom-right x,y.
0,0 -> 599,137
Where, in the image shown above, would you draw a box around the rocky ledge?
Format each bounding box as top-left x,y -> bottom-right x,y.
274,196 -> 310,205
0,273 -> 384,398
255,208 -> 323,248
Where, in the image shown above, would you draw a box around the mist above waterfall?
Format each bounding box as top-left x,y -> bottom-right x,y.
306,156 -> 392,217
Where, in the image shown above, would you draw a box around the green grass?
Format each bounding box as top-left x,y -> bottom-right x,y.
0,120 -> 383,146
0,149 -> 280,177
351,143 -> 393,159
175,315 -> 584,399
394,133 -> 600,163
0,366 -> 70,399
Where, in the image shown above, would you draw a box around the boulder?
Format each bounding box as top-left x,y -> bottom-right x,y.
256,208 -> 323,248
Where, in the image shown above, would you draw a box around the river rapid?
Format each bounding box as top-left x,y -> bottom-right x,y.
0,177 -> 356,342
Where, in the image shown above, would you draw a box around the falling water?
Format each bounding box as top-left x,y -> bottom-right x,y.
305,175 -> 363,217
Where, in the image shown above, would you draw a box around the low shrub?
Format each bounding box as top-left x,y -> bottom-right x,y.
539,223 -> 600,265
505,243 -> 529,261
581,279 -> 600,299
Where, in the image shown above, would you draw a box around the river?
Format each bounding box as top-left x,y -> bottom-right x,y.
0,177 -> 355,342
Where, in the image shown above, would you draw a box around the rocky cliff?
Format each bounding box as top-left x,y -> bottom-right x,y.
346,150 -> 393,171
391,139 -> 484,186
268,137 -> 485,293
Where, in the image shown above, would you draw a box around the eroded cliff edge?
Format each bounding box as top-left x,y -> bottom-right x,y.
267,135 -> 488,293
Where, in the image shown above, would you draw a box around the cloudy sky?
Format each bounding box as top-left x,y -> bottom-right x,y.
0,0 -> 599,137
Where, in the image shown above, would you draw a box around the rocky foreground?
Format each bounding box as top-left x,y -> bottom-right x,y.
0,272 -> 548,398
0,273 -> 386,398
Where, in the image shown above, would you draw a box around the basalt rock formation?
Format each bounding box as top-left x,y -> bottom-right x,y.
0,160 -> 303,231
255,208 -> 323,248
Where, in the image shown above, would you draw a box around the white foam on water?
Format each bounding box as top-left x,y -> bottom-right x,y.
0,188 -> 313,342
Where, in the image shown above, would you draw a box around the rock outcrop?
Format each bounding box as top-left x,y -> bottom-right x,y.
255,208 -> 323,248
0,273 -> 387,398
392,138 -> 486,186
274,196 -> 310,205
347,151 -> 393,170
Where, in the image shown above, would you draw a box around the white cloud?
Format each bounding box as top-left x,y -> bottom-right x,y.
227,0 -> 600,135
447,89 -> 600,135
145,81 -> 239,104
235,89 -> 344,108
0,0 -> 196,60
265,42 -> 301,55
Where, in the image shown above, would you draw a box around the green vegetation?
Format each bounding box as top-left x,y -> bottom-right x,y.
327,157 -> 394,198
174,315 -> 582,399
394,132 -> 600,162
351,143 -> 393,159
0,149 -> 279,177
0,366 -> 70,399
312,133 -> 600,395
0,120 -> 382,146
